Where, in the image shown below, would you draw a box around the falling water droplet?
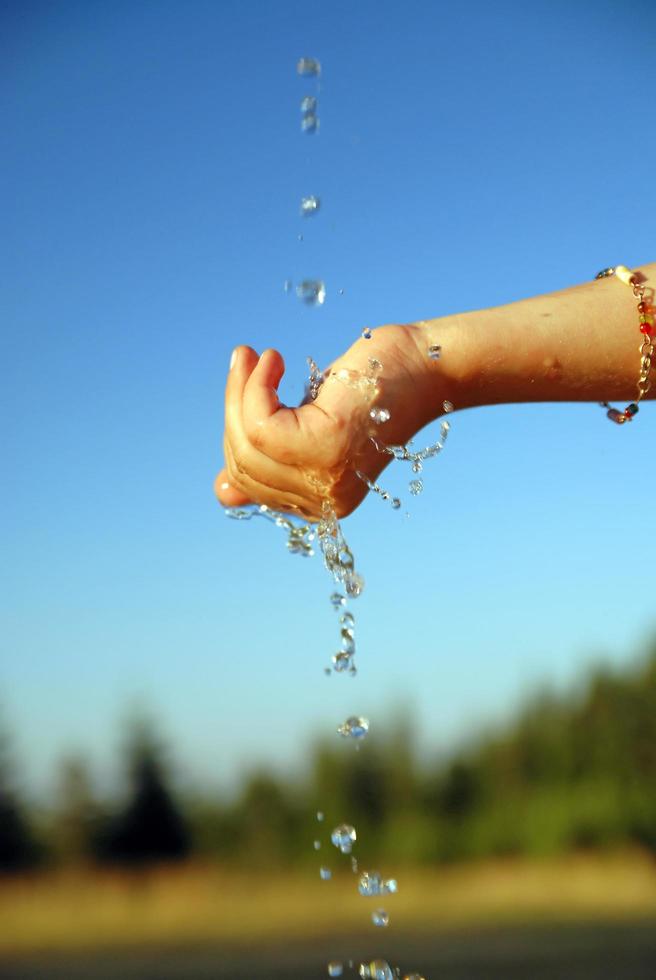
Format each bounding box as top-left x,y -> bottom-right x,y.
319,866 -> 332,880
337,716 -> 369,739
297,56 -> 321,76
301,195 -> 321,216
283,279 -> 293,293
372,909 -> 389,928
359,961 -> 394,980
331,824 -> 357,853
369,407 -> 391,424
411,460 -> 423,474
332,651 -> 353,673
317,811 -> 325,822
314,840 -> 321,850
300,95 -> 317,114
297,280 -> 326,305
428,345 -> 442,359
324,667 -> 332,676
443,399 -> 454,413
298,233 -> 304,241
328,963 -> 344,978
358,871 -> 383,896
409,479 -> 423,495
351,856 -> 359,872
344,572 -> 364,597
340,611 -> 355,627
338,288 -> 345,295
383,878 -> 398,894
391,498 -> 401,510
301,114 -> 319,133
331,593 -> 346,609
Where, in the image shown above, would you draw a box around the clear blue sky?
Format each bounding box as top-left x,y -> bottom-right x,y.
3,0 -> 656,800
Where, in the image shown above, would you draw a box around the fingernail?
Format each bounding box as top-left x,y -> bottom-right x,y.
230,348 -> 238,370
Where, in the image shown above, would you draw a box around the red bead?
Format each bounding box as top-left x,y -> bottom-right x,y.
638,302 -> 647,313
640,322 -> 654,336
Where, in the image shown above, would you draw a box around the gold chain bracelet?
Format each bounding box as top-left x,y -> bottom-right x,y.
595,264 -> 653,423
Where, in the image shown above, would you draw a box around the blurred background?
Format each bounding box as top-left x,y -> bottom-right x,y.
2,0 -> 656,977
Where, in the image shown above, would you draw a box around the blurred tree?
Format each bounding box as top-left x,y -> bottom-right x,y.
51,756 -> 99,864
0,727 -> 40,872
97,716 -> 191,865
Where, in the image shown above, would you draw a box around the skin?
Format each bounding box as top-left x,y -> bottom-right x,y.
215,263 -> 655,521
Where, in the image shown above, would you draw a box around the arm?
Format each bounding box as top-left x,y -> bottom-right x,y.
215,264 -> 654,519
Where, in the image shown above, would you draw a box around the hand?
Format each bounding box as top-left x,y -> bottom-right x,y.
214,323 -> 440,521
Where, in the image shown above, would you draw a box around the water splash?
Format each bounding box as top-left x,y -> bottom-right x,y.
369,407 -> 390,425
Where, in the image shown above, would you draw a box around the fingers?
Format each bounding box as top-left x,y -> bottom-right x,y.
214,468 -> 252,508
217,345 -> 323,510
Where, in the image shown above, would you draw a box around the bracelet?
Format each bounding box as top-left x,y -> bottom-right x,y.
595,264 -> 653,424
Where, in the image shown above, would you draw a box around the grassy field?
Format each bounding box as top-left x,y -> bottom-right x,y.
1,851 -> 655,957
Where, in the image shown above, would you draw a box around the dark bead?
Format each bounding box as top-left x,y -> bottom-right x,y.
626,403 -> 639,417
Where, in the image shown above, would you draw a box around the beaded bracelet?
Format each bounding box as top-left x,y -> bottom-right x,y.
595,264 -> 653,424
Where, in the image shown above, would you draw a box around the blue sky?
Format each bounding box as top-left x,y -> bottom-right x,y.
2,0 -> 656,800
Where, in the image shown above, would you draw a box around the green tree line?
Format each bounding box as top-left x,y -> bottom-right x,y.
2,643 -> 656,872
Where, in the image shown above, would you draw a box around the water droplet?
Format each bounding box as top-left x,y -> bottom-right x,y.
359,960 -> 394,980
300,96 -> 317,114
351,856 -> 359,872
332,650 -> 353,673
391,498 -> 401,510
338,288 -> 345,295
362,327 -> 372,339
369,407 -> 391,424
337,716 -> 369,739
328,963 -> 344,978
349,664 -> 357,676
358,870 -> 383,897
297,280 -> 326,305
367,357 -> 383,376
317,811 -> 325,822
383,878 -> 398,894
340,611 -> 355,628
372,909 -> 389,928
297,56 -> 321,76
301,113 -> 319,133
283,279 -> 293,292
314,840 -> 321,850
319,866 -> 332,880
330,592 -> 346,609
331,823 -> 357,853
344,571 -> 365,598
409,479 -> 423,495
443,399 -> 454,413
301,195 -> 321,216
428,344 -> 441,360
298,233 -> 304,241
411,461 -> 423,474
324,667 -> 332,676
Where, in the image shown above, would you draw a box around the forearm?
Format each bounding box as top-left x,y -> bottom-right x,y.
417,263 -> 655,417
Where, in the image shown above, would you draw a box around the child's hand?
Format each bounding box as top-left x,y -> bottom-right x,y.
214,324 -> 442,520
